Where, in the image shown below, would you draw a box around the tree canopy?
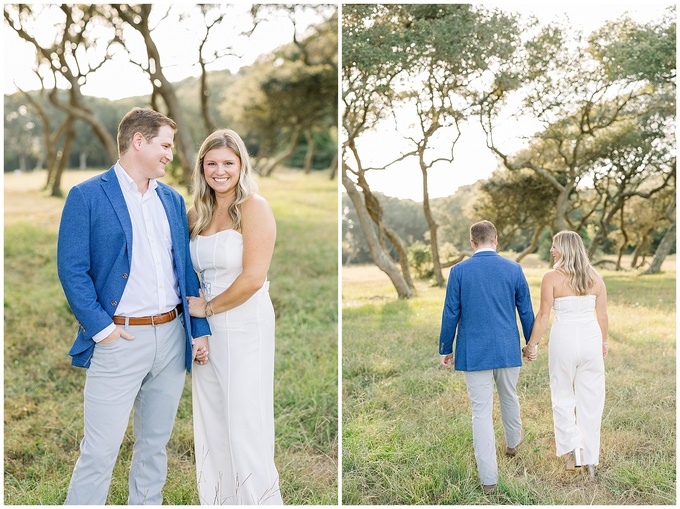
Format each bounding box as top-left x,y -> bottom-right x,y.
4,3 -> 338,194
343,4 -> 675,290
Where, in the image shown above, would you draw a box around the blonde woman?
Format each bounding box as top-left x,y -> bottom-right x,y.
186,129 -> 282,505
523,231 -> 608,478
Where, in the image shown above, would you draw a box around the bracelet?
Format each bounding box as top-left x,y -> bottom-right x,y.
204,301 -> 214,317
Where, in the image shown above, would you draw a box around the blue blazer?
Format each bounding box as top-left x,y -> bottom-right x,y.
56,166 -> 211,371
439,251 -> 534,371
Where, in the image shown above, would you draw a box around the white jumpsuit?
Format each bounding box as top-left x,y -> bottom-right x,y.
190,230 -> 282,505
548,295 -> 605,466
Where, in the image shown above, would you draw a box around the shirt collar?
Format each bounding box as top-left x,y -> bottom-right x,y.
114,161 -> 158,193
475,247 -> 496,254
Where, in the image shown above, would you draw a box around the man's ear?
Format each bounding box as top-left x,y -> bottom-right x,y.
132,132 -> 145,149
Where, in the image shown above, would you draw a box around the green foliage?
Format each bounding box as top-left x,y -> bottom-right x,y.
474,168 -> 559,250
221,9 -> 337,169
537,228 -> 554,262
286,129 -> 337,170
4,7 -> 338,175
4,169 -> 337,504
588,7 -> 676,84
408,240 -> 433,279
342,263 -> 676,504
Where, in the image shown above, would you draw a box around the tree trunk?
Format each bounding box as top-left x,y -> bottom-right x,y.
342,166 -> 413,298
615,207 -> 628,271
152,64 -> 195,186
80,152 -> 88,170
328,153 -> 338,180
356,173 -> 415,291
420,163 -> 444,286
643,221 -> 676,275
51,122 -> 76,197
18,89 -> 57,184
303,129 -> 316,174
515,224 -> 544,263
199,59 -> 216,135
65,94 -> 117,163
114,5 -> 196,185
261,125 -> 303,177
630,242 -> 643,268
644,196 -> 676,275
44,117 -> 72,192
631,231 -> 652,268
555,180 -> 575,231
9,7 -> 118,166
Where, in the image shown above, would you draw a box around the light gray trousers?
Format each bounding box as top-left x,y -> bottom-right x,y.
64,315 -> 186,505
464,367 -> 522,486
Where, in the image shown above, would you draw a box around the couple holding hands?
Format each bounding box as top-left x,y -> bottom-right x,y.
440,220 -> 609,493
57,107 -> 282,505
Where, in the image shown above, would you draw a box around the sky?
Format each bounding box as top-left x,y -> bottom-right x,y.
3,4 -> 330,100
352,1 -> 674,201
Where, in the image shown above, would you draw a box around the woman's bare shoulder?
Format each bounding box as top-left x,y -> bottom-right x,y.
242,193 -> 270,209
242,193 -> 274,219
543,269 -> 561,281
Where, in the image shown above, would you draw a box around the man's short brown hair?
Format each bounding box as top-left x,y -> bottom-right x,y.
117,108 -> 177,156
470,220 -> 497,246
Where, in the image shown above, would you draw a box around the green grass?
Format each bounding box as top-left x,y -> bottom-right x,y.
342,261 -> 675,504
4,168 -> 338,505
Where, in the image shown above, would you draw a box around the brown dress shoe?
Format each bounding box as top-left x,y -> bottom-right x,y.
506,429 -> 524,457
482,484 -> 496,494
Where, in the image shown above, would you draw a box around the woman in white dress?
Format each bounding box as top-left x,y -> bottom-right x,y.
523,231 -> 609,478
186,129 -> 282,505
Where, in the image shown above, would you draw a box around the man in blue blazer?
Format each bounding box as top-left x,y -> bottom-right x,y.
439,220 -> 534,494
57,108 -> 211,504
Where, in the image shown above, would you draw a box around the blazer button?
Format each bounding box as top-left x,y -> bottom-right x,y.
111,300 -> 118,306
122,273 -> 128,279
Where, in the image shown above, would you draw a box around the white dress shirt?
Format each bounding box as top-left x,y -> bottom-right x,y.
93,162 -> 181,341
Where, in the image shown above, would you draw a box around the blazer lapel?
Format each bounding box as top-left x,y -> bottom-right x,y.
100,167 -> 133,265
156,185 -> 185,281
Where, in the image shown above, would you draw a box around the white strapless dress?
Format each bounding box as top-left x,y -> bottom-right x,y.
190,230 -> 282,505
548,295 -> 605,466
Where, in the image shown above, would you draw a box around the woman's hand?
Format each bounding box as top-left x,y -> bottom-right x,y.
522,344 -> 538,362
187,289 -> 207,317
192,335 -> 209,365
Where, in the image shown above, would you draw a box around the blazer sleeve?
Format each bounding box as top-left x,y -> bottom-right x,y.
439,267 -> 461,355
515,268 -> 535,343
57,186 -> 113,339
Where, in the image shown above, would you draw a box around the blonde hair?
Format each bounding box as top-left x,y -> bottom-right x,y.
190,129 -> 258,238
553,231 -> 595,295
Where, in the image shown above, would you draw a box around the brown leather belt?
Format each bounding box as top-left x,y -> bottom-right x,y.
113,304 -> 182,326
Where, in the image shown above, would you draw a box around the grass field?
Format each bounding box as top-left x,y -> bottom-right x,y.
342,258 -> 676,505
4,168 -> 338,505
